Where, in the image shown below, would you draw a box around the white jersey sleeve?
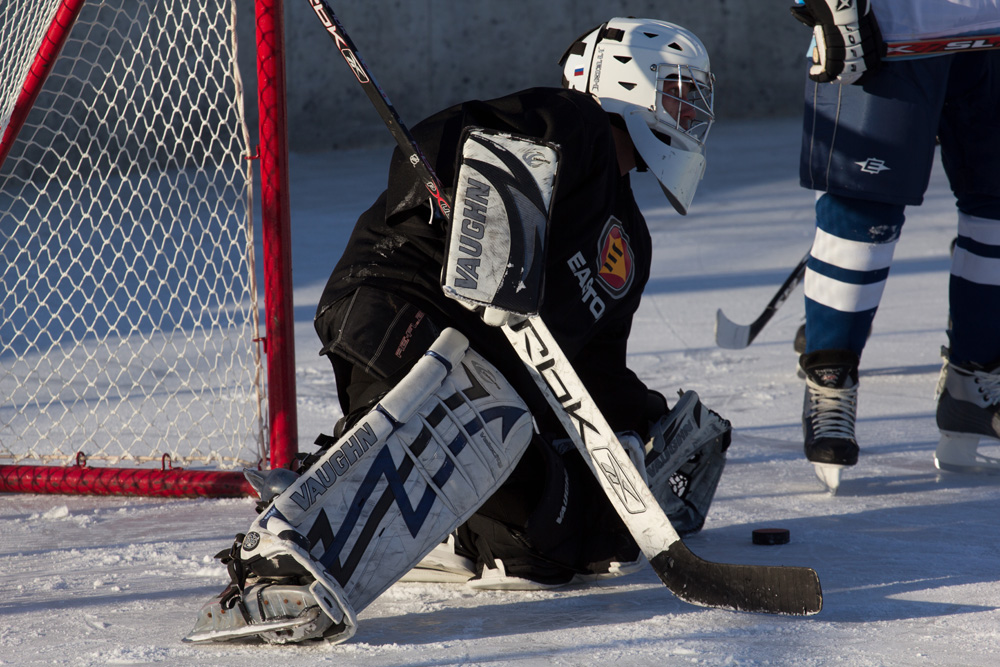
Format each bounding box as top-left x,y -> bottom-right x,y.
873,0 -> 1000,42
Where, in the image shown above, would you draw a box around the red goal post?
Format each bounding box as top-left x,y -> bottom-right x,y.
0,0 -> 297,496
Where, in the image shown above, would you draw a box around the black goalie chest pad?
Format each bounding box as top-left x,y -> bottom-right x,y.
316,86 -> 653,435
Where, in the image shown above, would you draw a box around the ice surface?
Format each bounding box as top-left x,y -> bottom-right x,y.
4,118 -> 999,667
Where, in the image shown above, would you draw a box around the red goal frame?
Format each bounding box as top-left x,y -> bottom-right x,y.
0,0 -> 297,497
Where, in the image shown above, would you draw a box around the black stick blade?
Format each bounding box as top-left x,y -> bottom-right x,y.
651,542 -> 823,616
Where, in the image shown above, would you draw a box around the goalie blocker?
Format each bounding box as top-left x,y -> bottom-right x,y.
547,389 -> 731,539
184,328 -> 533,644
442,127 -> 559,323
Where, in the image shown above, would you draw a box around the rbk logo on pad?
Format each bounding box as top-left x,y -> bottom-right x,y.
596,217 -> 634,296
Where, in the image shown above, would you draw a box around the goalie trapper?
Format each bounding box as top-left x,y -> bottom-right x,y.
645,389 -> 732,536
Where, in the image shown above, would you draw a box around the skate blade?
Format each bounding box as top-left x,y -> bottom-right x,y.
183,580 -> 337,645
467,559 -> 568,591
399,563 -> 474,583
935,432 -> 1000,475
183,606 -> 322,644
812,463 -> 844,495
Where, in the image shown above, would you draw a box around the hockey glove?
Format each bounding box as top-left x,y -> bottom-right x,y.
442,127 -> 559,320
790,0 -> 885,85
644,390 -> 731,536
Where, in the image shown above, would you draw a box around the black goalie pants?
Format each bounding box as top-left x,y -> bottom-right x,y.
314,286 -> 638,584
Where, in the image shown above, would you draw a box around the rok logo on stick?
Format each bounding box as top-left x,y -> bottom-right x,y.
307,0 -> 369,83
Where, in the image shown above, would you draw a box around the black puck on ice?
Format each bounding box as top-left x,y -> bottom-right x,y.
752,528 -> 790,545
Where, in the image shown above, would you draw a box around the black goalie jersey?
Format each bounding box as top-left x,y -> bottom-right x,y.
317,87 -> 653,438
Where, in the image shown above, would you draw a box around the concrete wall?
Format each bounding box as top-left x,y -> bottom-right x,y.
241,1 -> 808,152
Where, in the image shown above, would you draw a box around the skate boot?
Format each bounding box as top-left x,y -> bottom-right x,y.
794,324 -> 807,378
800,350 -> 860,493
934,356 -> 1000,475
399,532 -> 476,583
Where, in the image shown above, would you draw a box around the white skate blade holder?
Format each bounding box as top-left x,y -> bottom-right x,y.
399,535 -> 475,584
183,580 -> 340,645
812,462 -> 844,495
467,559 -> 567,592
184,607 -> 325,645
935,432 -> 1000,476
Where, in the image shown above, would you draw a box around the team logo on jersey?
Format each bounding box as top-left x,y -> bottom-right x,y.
596,217 -> 634,296
856,158 -> 890,174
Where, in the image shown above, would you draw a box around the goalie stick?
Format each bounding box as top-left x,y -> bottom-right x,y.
308,0 -> 823,615
306,0 -> 450,220
715,251 -> 808,350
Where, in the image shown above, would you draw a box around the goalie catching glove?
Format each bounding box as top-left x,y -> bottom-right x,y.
644,390 -> 732,536
791,0 -> 885,85
184,328 -> 533,645
556,389 -> 731,539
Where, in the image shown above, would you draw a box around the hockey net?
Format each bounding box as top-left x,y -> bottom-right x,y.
0,0 -> 296,496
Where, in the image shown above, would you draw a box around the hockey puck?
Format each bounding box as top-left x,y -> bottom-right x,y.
752,528 -> 790,545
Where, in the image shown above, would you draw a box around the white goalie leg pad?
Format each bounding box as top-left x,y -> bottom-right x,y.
645,390 -> 732,536
187,328 -> 533,644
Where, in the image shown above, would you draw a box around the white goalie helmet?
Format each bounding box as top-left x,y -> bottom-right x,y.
560,17 -> 715,215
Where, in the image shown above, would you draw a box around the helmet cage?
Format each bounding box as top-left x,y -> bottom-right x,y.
559,17 -> 716,215
654,63 -> 715,148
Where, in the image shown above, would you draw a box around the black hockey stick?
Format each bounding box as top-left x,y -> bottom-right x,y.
715,251 -> 808,349
309,1 -> 822,615
306,1 -> 451,220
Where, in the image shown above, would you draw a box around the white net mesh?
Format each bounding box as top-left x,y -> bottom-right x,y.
0,0 -> 266,469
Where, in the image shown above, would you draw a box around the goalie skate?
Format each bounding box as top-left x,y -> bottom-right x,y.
184,523 -> 357,645
185,581 -> 337,645
185,328 -> 533,644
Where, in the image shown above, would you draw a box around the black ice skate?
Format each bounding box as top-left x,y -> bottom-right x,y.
800,350 -> 860,493
935,356 -> 1000,475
